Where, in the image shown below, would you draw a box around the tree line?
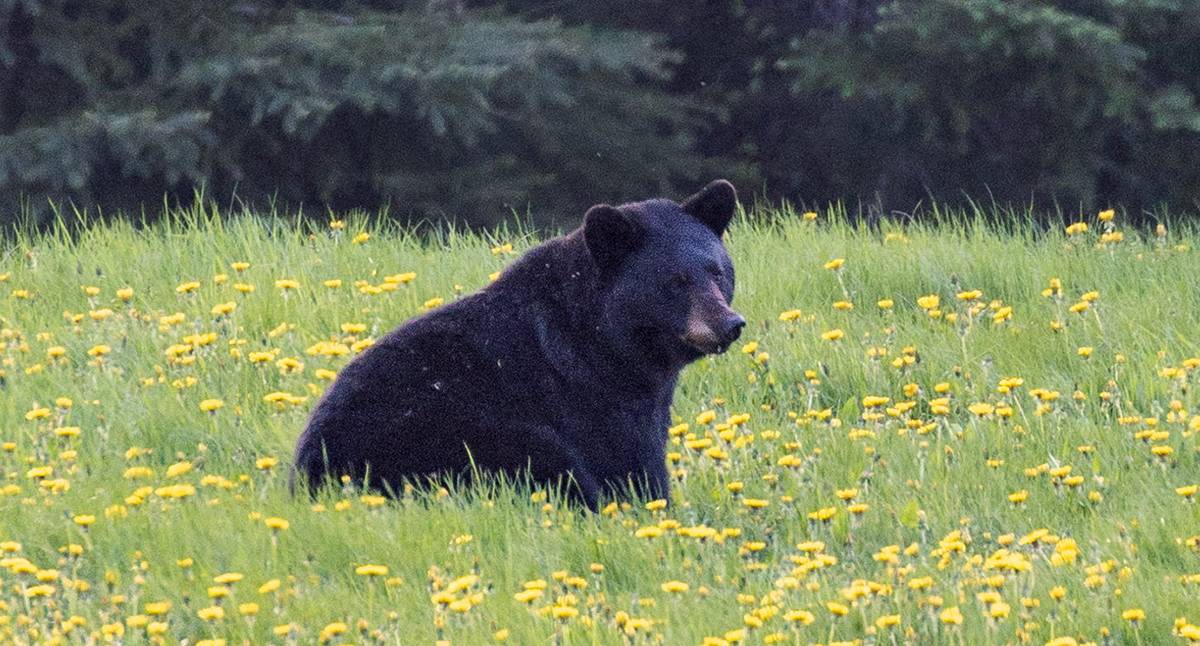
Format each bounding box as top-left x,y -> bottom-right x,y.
2,0 -> 1198,227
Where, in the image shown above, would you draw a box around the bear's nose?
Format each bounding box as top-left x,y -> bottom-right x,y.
720,315 -> 746,346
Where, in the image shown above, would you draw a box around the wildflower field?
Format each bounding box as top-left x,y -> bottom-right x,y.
2,205 -> 1199,645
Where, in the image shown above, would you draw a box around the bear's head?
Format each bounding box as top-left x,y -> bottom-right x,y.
583,179 -> 745,367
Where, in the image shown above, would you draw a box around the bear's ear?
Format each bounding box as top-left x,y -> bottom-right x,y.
681,179 -> 738,236
583,204 -> 642,276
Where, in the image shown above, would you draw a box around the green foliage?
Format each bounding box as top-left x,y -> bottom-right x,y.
180,10 -> 711,224
0,111 -> 211,205
0,1 -> 708,225
3,0 -> 1200,224
777,0 -> 1200,210
503,0 -> 1200,216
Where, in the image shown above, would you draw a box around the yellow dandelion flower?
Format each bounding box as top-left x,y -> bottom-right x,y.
145,601 -> 172,615
1121,608 -> 1145,622
1178,625 -> 1200,640
968,402 -> 994,417
88,344 -> 111,357
826,601 -> 849,616
211,301 -> 237,316
198,399 -> 224,413
940,606 -> 963,625
356,564 -> 389,577
783,609 -> 814,624
875,614 -> 901,629
25,584 -> 56,597
661,580 -> 689,593
166,461 -> 193,478
319,621 -> 348,642
549,605 -> 578,620
196,606 -> 225,621
514,588 -> 543,603
989,601 -> 1011,619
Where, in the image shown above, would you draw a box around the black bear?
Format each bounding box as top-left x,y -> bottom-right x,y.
292,180 -> 745,509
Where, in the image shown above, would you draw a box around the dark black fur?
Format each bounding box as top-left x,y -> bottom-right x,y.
292,180 -> 744,508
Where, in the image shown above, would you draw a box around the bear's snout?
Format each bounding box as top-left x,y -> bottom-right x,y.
718,314 -> 746,348
682,310 -> 745,354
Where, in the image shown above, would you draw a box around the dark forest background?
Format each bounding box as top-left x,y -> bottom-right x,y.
2,0 -> 1199,227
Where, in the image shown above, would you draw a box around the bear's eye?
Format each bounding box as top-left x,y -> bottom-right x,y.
705,262 -> 723,278
666,273 -> 690,292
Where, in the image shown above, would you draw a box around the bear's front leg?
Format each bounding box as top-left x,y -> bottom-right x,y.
565,464 -> 602,511
635,439 -> 671,503
524,425 -> 602,511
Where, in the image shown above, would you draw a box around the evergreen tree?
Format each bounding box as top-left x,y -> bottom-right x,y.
3,0 -> 1200,223
0,1 -> 710,225
779,0 -> 1200,212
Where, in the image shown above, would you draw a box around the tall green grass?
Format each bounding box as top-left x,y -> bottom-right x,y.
0,203 -> 1197,644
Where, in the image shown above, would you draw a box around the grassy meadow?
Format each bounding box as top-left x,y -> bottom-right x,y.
1,205 -> 1199,645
